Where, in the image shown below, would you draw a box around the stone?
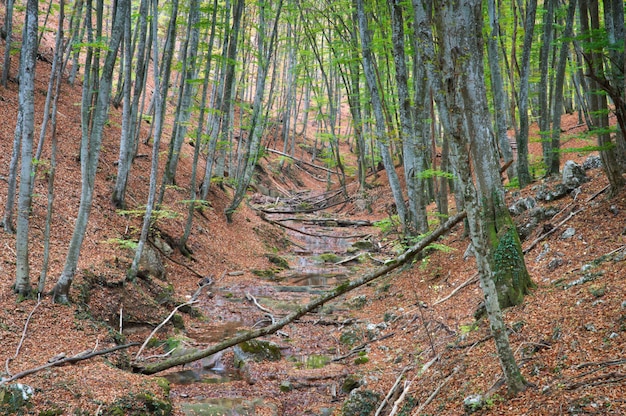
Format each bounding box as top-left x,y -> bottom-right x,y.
509,196 -> 536,216
547,257 -> 563,271
562,160 -> 588,189
153,236 -> 173,257
464,394 -> 484,413
560,227 -> 576,239
583,155 -> 602,170
341,389 -> 380,416
138,244 -> 166,280
233,340 -> 282,365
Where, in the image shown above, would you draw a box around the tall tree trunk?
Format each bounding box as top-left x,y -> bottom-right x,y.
13,0 -> 38,297
112,0 -> 149,209
52,0 -> 128,303
579,0 -> 624,196
416,0 -> 532,395
355,0 -> 408,233
2,0 -> 14,87
548,0 -> 577,175
538,0 -> 555,173
391,0 -> 428,235
516,0 -> 537,187
225,0 -> 284,222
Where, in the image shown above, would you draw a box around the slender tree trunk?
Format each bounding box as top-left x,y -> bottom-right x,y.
225,0 -> 284,222
1,0 -> 14,87
52,0 -> 128,302
355,0 -> 407,232
13,0 -> 38,297
538,0 -> 555,173
516,0 -> 537,187
548,0 -> 577,175
486,0 -> 515,180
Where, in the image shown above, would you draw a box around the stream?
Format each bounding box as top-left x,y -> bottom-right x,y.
164,198 -> 379,415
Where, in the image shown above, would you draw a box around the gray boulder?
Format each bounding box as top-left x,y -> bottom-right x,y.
562,160 -> 588,189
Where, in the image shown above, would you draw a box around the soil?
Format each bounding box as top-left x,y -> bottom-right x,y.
1,11 -> 626,416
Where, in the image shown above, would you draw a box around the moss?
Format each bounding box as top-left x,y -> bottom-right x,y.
341,389 -> 381,416
264,253 -> 290,269
170,313 -> 185,330
102,391 -> 172,416
492,227 -> 534,308
238,340 -> 282,361
315,253 -> 342,263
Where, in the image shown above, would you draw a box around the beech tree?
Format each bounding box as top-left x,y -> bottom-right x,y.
52,0 -> 129,302
13,0 -> 38,297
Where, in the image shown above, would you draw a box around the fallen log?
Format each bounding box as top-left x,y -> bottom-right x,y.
132,211 -> 467,375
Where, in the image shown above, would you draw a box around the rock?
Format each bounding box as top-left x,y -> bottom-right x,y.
464,394 -> 485,413
536,183 -> 570,201
138,244 -> 166,280
547,257 -> 563,271
341,374 -> 362,393
535,243 -> 550,263
153,236 -> 173,257
341,389 -> 380,416
560,227 -> 576,239
352,240 -> 376,251
233,340 -> 282,365
609,205 -> 619,215
279,380 -> 293,392
583,155 -> 602,170
509,196 -> 536,216
347,295 -> 367,309
562,160 -> 588,189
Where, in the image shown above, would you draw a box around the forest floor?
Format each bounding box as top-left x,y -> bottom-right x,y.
1,20 -> 626,416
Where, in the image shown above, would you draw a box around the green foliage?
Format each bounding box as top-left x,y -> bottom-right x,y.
116,208 -> 180,221
104,237 -> 138,251
373,216 -> 400,234
417,168 -> 455,180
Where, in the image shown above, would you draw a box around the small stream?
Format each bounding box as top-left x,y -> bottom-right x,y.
168,207 -> 376,415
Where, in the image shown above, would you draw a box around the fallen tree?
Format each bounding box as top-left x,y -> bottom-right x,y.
132,211 -> 467,375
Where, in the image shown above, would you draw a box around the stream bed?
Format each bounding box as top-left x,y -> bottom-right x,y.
165,205 -> 379,415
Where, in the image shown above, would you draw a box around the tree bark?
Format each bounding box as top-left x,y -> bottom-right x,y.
13,0 -> 38,297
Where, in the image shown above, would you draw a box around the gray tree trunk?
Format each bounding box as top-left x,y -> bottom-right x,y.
548,0 -> 577,176
516,0 -> 537,187
486,0 -> 515,180
225,0 -> 284,222
416,0 -> 530,395
13,0 -> 38,297
391,0 -> 428,235
538,0 -> 555,173
2,0 -> 14,87
355,0 -> 407,232
52,0 -> 128,302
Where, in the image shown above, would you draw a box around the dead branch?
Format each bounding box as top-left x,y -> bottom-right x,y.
272,217 -> 372,227
566,372 -> 626,390
264,216 -> 370,239
523,208 -> 585,254
432,273 -> 479,306
375,366 -> 413,416
265,147 -> 337,174
246,292 -> 277,325
132,211 -> 468,375
5,296 -> 42,376
575,358 -> 626,370
149,240 -> 205,279
134,299 -> 199,361
257,195 -> 351,214
0,343 -> 139,385
413,365 -> 460,414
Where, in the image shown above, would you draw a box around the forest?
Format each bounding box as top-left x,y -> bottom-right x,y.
1,0 -> 626,414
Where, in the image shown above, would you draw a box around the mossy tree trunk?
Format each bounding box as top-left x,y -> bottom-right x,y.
426,0 -> 532,395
